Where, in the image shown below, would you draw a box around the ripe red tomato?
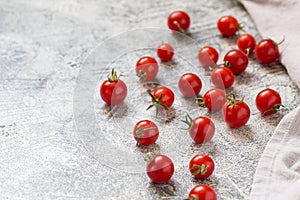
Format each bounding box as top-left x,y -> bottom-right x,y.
147,86 -> 175,114
217,15 -> 240,37
136,56 -> 159,81
188,184 -> 217,200
255,88 -> 283,115
157,43 -> 174,62
189,154 -> 215,179
100,69 -> 127,105
224,49 -> 248,75
146,154 -> 174,184
211,66 -> 234,89
167,10 -> 190,33
133,120 -> 159,146
182,114 -> 215,144
237,33 -> 256,55
197,88 -> 227,112
178,73 -> 202,97
222,95 -> 250,128
254,39 -> 280,64
198,46 -> 219,67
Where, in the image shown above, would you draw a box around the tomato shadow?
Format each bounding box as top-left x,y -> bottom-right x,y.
191,141 -> 218,156
160,60 -> 177,69
191,175 -> 218,187
234,71 -> 253,86
155,107 -> 177,123
225,125 -> 256,142
259,112 -> 284,127
103,102 -> 129,119
135,143 -> 161,155
148,179 -> 177,199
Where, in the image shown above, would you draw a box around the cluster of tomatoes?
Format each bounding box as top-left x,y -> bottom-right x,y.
99,10 -> 284,200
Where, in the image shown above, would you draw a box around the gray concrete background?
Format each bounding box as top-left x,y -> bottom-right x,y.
0,0 -> 299,199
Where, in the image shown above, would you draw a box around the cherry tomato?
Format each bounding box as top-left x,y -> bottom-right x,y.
189,154 -> 215,179
167,10 -> 190,33
147,86 -> 175,115
146,154 -> 174,184
255,88 -> 283,115
224,49 -> 248,75
133,120 -> 159,146
211,66 -> 234,89
136,56 -> 159,81
100,69 -> 127,105
198,46 -> 219,67
217,15 -> 240,37
178,73 -> 202,97
182,114 -> 215,144
254,39 -> 280,64
157,43 -> 174,62
237,33 -> 256,55
188,184 -> 217,200
222,95 -> 250,128
197,88 -> 227,112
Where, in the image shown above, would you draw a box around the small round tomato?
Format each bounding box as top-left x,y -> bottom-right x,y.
188,184 -> 217,200
255,88 -> 283,115
157,43 -> 174,62
178,73 -> 202,97
146,154 -> 174,184
198,46 -> 219,67
211,66 -> 234,89
167,10 -> 190,33
100,69 -> 127,105
224,49 -> 248,75
197,88 -> 227,112
217,15 -> 240,37
237,33 -> 256,55
147,86 -> 175,114
189,154 -> 215,179
222,95 -> 250,128
182,114 -> 215,144
136,56 -> 159,81
254,39 -> 280,64
133,120 -> 159,146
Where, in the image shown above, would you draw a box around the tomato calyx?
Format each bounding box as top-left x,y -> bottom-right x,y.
173,21 -> 186,33
263,103 -> 285,115
185,195 -> 199,200
107,68 -> 121,82
136,70 -> 147,80
273,35 -> 285,46
144,152 -> 155,164
190,164 -> 208,176
135,126 -> 156,146
226,93 -> 244,108
196,97 -> 206,108
181,113 -> 194,130
223,61 -> 231,68
238,23 -> 245,32
146,90 -> 168,116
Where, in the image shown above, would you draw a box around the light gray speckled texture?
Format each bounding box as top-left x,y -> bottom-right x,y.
0,0 -> 299,199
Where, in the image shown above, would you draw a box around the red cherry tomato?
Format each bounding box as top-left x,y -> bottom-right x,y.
157,43 -> 174,62
133,120 -> 159,146
146,154 -> 174,184
178,73 -> 202,97
198,46 -> 219,67
188,184 -> 217,200
237,33 -> 256,55
222,95 -> 250,128
182,114 -> 215,144
224,49 -> 248,75
100,69 -> 127,105
147,86 -> 175,114
197,88 -> 227,112
211,66 -> 234,89
189,154 -> 215,179
217,15 -> 239,37
255,88 -> 283,115
167,10 -> 190,33
254,39 -> 280,64
136,56 -> 159,81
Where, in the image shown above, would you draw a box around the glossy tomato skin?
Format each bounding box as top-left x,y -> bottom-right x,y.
200,88 -> 227,112
157,43 -> 174,62
189,154 -> 215,179
224,49 -> 248,75
152,86 -> 175,108
188,184 -> 217,200
237,34 -> 256,54
136,56 -> 159,81
211,66 -> 234,89
217,15 -> 239,37
190,116 -> 215,144
146,154 -> 174,184
100,79 -> 127,105
255,88 -> 282,115
222,100 -> 250,128
167,10 -> 190,32
198,46 -> 219,67
133,120 -> 159,146
178,73 -> 202,97
254,39 -> 279,64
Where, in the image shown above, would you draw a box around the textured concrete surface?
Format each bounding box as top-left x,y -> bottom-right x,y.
0,0 -> 299,199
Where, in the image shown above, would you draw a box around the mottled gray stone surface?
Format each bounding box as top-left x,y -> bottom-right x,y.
0,0 -> 299,199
